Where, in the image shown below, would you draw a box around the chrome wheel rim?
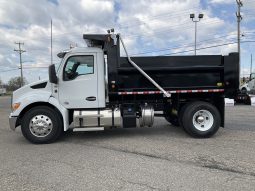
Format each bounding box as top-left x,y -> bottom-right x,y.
192,110 -> 214,131
29,115 -> 53,137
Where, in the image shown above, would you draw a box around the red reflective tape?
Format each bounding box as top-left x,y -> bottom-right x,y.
118,89 -> 224,95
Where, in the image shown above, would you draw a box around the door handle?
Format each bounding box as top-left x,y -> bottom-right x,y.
86,96 -> 96,101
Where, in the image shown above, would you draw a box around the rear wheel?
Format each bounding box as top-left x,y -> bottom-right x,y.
21,106 -> 63,144
181,101 -> 221,138
178,104 -> 189,133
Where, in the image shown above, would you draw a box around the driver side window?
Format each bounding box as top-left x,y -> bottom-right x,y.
251,73 -> 255,80
64,55 -> 94,81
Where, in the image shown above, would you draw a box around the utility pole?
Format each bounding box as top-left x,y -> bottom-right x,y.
14,42 -> 26,87
236,0 -> 243,79
251,54 -> 253,74
190,13 -> 204,55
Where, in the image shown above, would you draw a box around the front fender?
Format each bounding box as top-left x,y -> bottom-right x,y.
240,84 -> 250,91
11,91 -> 69,131
12,91 -> 52,116
48,96 -> 69,131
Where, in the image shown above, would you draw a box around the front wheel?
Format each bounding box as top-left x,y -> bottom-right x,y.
21,106 -> 63,144
181,101 -> 221,138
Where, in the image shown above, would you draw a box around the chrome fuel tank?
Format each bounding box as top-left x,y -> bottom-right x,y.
74,108 -> 122,128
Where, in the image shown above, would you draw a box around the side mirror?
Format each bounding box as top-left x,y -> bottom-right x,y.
49,64 -> 58,84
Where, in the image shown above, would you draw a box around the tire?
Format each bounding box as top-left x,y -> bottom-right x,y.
178,104 -> 188,128
181,101 -> 221,138
21,106 -> 63,144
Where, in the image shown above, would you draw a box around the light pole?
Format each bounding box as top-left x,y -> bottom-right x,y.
190,13 -> 204,55
236,0 -> 243,83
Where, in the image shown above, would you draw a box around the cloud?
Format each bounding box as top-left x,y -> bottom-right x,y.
0,0 -> 254,83
210,0 -> 233,4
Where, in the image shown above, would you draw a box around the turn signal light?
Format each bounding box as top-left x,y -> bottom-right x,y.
12,103 -> 21,111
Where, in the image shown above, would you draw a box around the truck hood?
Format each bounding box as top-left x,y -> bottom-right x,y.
13,79 -> 48,94
12,79 -> 52,105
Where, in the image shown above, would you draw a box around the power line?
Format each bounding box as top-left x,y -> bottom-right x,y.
0,66 -> 49,73
124,20 -> 224,39
130,33 -> 238,56
162,42 -> 238,56
117,6 -> 201,29
0,68 -> 19,73
160,40 -> 255,56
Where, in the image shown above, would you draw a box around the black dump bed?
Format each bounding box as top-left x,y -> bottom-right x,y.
83,34 -> 239,98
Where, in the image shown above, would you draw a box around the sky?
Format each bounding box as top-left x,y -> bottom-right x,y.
0,0 -> 255,84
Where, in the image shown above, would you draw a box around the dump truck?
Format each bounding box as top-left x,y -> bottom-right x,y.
9,33 -> 240,143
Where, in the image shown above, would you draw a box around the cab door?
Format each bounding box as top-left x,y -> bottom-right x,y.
58,54 -> 98,109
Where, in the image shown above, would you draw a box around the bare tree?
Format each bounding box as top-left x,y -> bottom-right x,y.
7,77 -> 27,91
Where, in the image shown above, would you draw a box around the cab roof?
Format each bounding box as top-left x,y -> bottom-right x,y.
57,47 -> 103,58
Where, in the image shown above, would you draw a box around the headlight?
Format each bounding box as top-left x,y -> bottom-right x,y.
12,102 -> 21,111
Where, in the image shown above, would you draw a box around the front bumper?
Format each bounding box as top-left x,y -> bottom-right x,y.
9,115 -> 18,131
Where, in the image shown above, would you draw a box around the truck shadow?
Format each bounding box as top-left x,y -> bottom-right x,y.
60,125 -> 190,143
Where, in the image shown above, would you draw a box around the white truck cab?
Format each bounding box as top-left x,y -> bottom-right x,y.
9,47 -> 106,143
240,73 -> 255,93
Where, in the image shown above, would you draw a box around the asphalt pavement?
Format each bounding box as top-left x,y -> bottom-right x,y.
0,96 -> 255,191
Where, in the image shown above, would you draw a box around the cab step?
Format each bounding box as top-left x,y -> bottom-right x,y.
72,127 -> 104,132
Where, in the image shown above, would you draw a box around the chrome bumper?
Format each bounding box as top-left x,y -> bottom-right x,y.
9,115 -> 18,131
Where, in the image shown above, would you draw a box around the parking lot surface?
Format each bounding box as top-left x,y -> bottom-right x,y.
0,96 -> 255,191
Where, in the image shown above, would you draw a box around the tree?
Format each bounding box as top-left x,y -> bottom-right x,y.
7,77 -> 27,91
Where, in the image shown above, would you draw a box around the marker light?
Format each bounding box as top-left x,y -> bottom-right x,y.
12,102 -> 21,111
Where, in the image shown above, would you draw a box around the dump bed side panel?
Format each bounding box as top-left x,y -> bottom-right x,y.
115,55 -> 223,91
